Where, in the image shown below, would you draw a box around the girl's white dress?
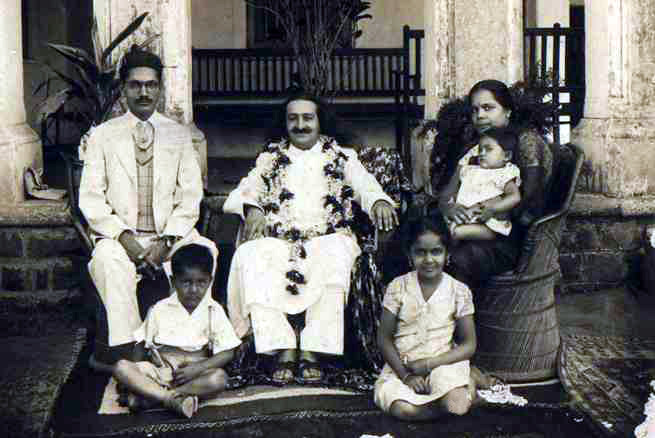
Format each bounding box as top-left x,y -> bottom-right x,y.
455,148 -> 521,236
374,271 -> 474,412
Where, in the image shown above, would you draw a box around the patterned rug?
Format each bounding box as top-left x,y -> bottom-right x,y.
559,333 -> 655,437
0,328 -> 87,438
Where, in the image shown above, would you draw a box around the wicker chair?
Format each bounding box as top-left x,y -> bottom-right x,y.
472,143 -> 585,382
61,153 -> 170,372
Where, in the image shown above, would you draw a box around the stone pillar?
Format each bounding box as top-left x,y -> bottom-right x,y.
93,0 -> 208,187
0,0 -> 43,204
452,0 -> 523,97
572,0 -> 655,196
423,0 -> 455,120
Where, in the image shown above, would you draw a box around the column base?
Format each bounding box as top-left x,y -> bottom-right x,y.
0,122 -> 42,204
572,117 -> 655,197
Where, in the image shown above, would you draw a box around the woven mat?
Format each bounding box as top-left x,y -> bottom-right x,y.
0,328 -> 87,438
559,333 -> 655,437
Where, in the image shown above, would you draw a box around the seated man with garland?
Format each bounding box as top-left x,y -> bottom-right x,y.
224,91 -> 398,385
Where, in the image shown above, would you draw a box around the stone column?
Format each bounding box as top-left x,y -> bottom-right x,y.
0,0 -> 43,204
572,0 -> 655,196
423,0 -> 455,120
452,0 -> 523,97
93,0 -> 208,187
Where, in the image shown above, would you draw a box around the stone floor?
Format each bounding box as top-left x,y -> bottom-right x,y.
558,286 -> 655,340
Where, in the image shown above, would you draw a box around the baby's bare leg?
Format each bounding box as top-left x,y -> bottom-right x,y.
174,368 -> 228,399
452,224 -> 497,241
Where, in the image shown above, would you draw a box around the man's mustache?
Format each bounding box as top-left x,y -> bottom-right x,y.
136,98 -> 153,104
291,128 -> 312,134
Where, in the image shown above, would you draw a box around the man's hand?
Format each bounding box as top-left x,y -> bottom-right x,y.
118,231 -> 146,263
141,239 -> 169,271
403,374 -> 430,394
372,200 -> 399,232
243,206 -> 266,241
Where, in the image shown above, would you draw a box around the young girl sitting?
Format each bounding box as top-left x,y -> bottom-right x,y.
113,244 -> 241,418
447,127 -> 521,241
375,216 -> 477,420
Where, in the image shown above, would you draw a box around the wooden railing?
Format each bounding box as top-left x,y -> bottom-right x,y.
193,26 -> 424,102
524,23 -> 585,144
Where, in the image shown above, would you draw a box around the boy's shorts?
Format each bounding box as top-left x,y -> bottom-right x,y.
136,361 -> 174,388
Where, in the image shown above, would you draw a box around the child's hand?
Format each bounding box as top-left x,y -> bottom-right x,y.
476,205 -> 495,223
407,359 -> 431,376
404,375 -> 430,394
172,362 -> 203,386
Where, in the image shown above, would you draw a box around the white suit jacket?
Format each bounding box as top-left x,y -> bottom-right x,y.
79,111 -> 202,240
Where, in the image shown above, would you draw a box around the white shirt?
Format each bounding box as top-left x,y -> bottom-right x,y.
134,291 -> 241,354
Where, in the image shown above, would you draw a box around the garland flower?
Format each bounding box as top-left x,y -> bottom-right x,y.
259,136 -> 355,295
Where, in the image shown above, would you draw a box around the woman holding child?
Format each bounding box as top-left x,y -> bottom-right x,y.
437,79 -> 554,287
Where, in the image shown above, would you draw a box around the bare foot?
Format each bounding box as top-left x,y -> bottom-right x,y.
272,349 -> 296,384
298,350 -> 322,382
470,366 -> 503,389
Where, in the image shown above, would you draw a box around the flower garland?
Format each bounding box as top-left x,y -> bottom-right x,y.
259,136 -> 355,295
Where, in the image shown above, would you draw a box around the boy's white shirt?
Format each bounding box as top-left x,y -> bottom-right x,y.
133,290 -> 241,355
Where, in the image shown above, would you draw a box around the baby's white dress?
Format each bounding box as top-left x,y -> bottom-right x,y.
455,162 -> 521,235
374,272 -> 474,412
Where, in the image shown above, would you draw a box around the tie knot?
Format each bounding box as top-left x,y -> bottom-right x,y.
134,121 -> 154,150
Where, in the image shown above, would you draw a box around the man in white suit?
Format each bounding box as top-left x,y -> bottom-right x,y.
79,46 -> 216,364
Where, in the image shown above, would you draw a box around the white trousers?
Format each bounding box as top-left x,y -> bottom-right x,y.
88,229 -> 218,346
249,287 -> 345,355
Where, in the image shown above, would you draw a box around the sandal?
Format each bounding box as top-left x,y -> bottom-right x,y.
271,360 -> 296,385
297,359 -> 323,384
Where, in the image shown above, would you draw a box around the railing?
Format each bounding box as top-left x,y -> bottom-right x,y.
193,26 -> 424,102
524,23 -> 585,144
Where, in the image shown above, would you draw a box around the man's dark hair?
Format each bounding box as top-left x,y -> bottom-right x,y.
480,126 -> 519,160
171,244 -> 214,277
270,90 -> 338,141
119,45 -> 164,82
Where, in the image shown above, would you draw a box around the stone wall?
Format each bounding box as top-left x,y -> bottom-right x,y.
559,194 -> 655,292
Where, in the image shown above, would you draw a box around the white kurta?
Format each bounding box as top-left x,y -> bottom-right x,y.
224,140 -> 394,354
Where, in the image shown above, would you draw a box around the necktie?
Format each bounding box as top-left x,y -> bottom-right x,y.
133,121 -> 154,165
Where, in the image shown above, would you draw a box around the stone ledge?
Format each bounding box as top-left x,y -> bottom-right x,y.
571,193 -> 655,217
0,200 -> 72,226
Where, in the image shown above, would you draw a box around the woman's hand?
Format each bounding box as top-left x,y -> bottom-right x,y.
442,203 -> 473,225
403,374 -> 430,394
243,206 -> 266,241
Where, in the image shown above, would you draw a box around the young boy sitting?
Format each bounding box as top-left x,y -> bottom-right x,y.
113,244 -> 241,418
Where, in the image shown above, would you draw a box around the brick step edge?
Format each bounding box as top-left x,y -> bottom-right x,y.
0,257 -> 80,292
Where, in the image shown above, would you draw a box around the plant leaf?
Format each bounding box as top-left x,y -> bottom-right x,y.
137,33 -> 161,50
101,12 -> 148,67
91,17 -> 103,68
48,44 -> 98,76
33,88 -> 72,124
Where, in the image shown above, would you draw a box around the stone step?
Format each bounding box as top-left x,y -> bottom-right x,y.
0,226 -> 81,258
0,288 -> 88,337
0,256 -> 81,292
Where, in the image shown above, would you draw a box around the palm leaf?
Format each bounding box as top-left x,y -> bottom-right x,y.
100,12 -> 148,67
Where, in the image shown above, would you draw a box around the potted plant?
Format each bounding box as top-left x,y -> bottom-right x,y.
35,11 -> 159,163
245,0 -> 372,96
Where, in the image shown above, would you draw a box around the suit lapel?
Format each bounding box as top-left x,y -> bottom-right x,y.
116,115 -> 137,186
